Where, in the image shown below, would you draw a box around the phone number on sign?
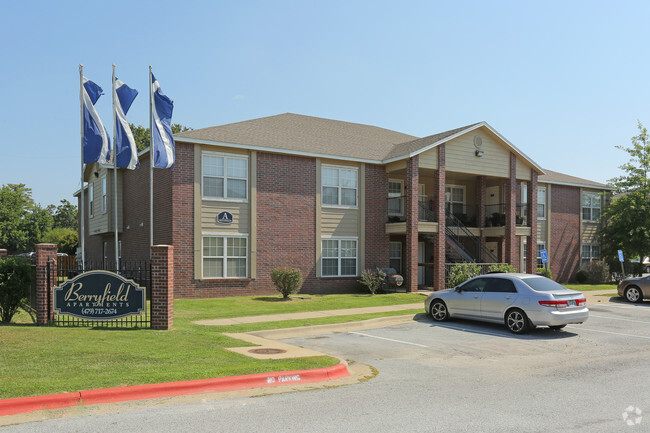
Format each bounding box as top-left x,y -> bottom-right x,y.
81,308 -> 118,315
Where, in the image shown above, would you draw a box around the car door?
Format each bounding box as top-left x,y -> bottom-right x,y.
447,278 -> 485,318
480,277 -> 518,321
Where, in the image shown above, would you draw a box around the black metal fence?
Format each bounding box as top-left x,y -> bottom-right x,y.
50,258 -> 152,328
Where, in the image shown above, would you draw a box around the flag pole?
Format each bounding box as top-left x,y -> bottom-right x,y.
149,66 -> 154,256
79,64 -> 86,271
112,64 -> 120,272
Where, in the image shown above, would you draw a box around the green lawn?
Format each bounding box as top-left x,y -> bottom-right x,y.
0,293 -> 424,399
563,283 -> 618,292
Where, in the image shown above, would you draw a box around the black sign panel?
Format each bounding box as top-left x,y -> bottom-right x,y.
54,271 -> 145,320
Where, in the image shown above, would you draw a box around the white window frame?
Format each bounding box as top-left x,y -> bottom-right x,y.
521,182 -> 528,204
581,244 -> 600,264
523,242 -> 546,269
388,179 -> 404,216
321,237 -> 358,277
202,234 -> 249,279
445,184 -> 466,214
101,176 -> 107,214
202,152 -> 249,202
389,241 -> 402,274
321,165 -> 358,209
88,183 -> 94,218
582,191 -> 601,222
537,187 -> 546,220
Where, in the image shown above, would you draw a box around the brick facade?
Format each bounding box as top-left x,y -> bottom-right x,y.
504,152 -> 519,269
549,185 -> 580,282
364,164 -> 390,271
151,245 -> 174,330
433,145 -> 446,290
35,243 -> 57,325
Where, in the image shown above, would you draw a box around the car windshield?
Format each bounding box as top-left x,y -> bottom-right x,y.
521,277 -> 569,292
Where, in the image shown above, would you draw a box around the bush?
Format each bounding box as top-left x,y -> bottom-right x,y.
575,269 -> 588,283
488,263 -> 517,273
359,269 -> 386,295
0,257 -> 32,323
537,267 -> 552,279
447,263 -> 481,288
270,267 -> 303,299
584,261 -> 609,284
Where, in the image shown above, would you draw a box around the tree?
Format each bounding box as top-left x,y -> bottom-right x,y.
600,121 -> 650,262
0,184 -> 54,253
42,228 -> 78,255
0,256 -> 32,323
48,199 -> 78,231
130,123 -> 193,152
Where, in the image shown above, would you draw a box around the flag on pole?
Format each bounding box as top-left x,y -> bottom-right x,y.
82,77 -> 111,164
151,73 -> 175,169
113,77 -> 139,169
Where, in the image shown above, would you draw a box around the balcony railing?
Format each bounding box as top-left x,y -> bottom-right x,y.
387,196 -> 438,223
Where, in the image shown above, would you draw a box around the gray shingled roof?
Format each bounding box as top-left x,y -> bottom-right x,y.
539,169 -> 612,189
175,113 -> 417,161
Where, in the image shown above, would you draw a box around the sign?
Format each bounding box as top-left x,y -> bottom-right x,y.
540,249 -> 548,264
217,211 -> 233,224
53,271 -> 145,320
618,250 -> 624,262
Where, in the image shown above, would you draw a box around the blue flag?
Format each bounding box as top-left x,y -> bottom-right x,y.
113,78 -> 139,169
151,73 -> 175,169
82,78 -> 111,164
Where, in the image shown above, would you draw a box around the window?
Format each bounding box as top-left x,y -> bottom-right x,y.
445,185 -> 465,215
388,180 -> 403,216
88,184 -> 94,218
582,192 -> 601,222
322,166 -> 358,207
101,176 -> 107,214
537,187 -> 546,219
202,235 -> 248,278
389,242 -> 402,273
460,278 -> 486,292
322,238 -> 357,276
523,242 -> 546,268
484,278 -> 517,293
202,153 -> 248,200
521,182 -> 528,204
582,244 -> 600,264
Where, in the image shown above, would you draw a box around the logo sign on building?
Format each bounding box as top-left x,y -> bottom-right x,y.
53,271 -> 146,320
540,249 -> 548,264
217,211 -> 233,224
618,250 -> 624,262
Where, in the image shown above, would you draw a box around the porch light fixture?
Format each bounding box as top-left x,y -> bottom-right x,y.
475,150 -> 484,157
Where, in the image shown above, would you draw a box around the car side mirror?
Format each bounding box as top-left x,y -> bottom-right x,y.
454,286 -> 462,293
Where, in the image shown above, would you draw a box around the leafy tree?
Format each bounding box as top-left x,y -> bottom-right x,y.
600,121 -> 650,262
48,199 -> 78,231
0,256 -> 32,323
42,228 -> 78,255
130,123 -> 192,152
0,184 -> 54,253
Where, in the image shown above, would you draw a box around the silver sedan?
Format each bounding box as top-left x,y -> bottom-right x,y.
425,273 -> 589,334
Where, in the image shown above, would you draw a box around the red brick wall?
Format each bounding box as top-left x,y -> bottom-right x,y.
364,164 -> 389,271
550,185 -> 580,282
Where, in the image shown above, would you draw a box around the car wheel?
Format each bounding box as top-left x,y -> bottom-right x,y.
505,308 -> 530,334
549,325 -> 566,331
429,300 -> 449,322
625,286 -> 643,303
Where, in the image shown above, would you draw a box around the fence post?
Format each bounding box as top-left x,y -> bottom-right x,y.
35,243 -> 57,325
151,245 -> 174,330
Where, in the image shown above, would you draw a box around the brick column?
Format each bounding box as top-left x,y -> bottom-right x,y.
433,144 -> 446,289
35,243 -> 57,325
151,245 -> 174,330
504,153 -> 518,269
476,175 -> 487,262
526,170 -> 539,274
405,156 -> 419,292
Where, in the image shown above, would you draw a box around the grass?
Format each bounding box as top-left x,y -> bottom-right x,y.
0,293 -> 424,399
563,283 -> 617,292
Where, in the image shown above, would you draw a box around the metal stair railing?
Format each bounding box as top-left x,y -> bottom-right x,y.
419,202 -> 476,263
446,211 -> 499,263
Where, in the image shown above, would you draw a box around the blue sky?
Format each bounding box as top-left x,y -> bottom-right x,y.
2,0 -> 649,207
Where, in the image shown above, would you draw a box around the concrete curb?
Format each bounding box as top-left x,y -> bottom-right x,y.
0,363 -> 349,417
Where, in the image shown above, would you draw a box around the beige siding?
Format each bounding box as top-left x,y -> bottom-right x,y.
418,147 -> 438,170
201,202 -> 250,234
386,160 -> 407,173
446,131 -> 510,177
321,208 -> 359,236
516,159 -> 532,181
581,223 -> 599,243
88,166 -> 123,235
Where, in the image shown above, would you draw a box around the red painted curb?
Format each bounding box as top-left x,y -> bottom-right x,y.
0,363 -> 349,416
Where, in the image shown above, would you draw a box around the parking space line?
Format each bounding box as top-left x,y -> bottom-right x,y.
589,314 -> 650,324
592,303 -> 649,311
567,325 -> 650,340
429,322 -> 512,338
348,332 -> 428,348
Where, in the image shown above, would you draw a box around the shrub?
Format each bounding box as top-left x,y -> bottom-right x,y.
575,269 -> 588,283
584,261 -> 609,284
270,267 -> 303,299
447,263 -> 481,288
0,257 -> 32,323
359,269 -> 386,295
488,263 -> 517,273
537,267 -> 552,279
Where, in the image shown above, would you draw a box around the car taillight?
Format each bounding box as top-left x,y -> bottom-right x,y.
539,300 -> 569,308
576,298 -> 586,307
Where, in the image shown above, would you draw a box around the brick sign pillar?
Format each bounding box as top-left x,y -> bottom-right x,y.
151,245 -> 174,330
35,243 -> 57,325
